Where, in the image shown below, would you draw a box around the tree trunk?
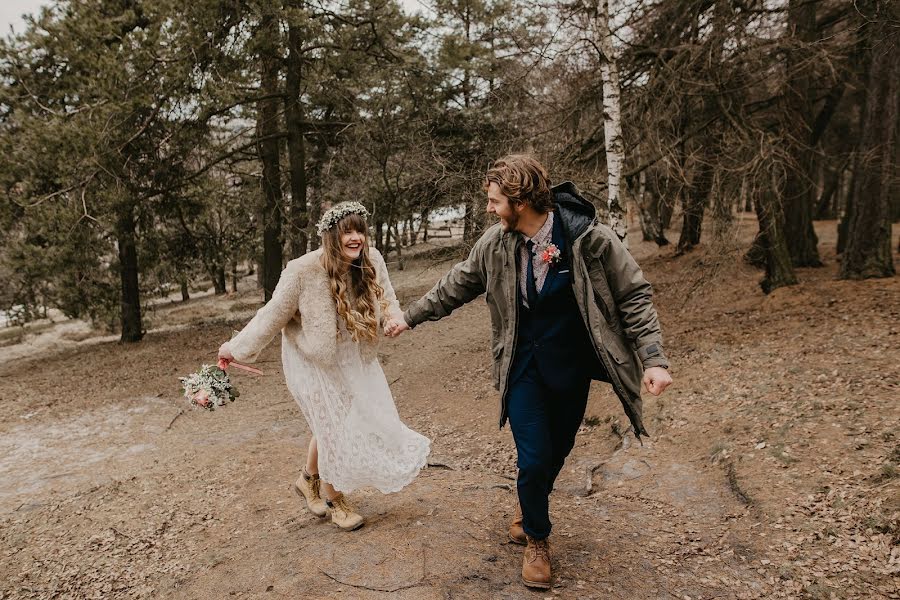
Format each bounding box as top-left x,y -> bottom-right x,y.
754,191 -> 799,293
463,193 -> 485,244
116,203 -> 143,343
637,170 -> 669,246
677,159 -> 713,253
782,0 -> 822,267
742,178 -> 753,213
392,222 -> 404,271
231,259 -> 238,294
285,7 -> 308,258
815,164 -> 842,220
257,10 -> 283,302
659,189 -> 674,231
306,139 -> 327,252
408,213 -> 418,245
635,158 -> 654,242
637,191 -> 661,244
783,163 -> 821,265
214,266 -> 227,295
594,0 -> 627,241
840,0 -> 898,279
837,166 -> 855,255
180,276 -> 190,302
375,216 -> 384,252
744,232 -> 767,269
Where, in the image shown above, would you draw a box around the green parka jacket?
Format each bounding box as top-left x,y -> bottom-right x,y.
404,182 -> 669,437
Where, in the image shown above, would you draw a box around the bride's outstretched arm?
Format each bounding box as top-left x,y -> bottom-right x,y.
224,262 -> 303,363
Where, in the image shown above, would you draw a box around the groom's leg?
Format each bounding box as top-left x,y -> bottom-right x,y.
507,372 -> 554,540
546,377 -> 591,494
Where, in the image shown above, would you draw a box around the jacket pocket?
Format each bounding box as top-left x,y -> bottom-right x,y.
605,332 -> 630,365
588,263 -> 621,331
603,343 -> 623,365
589,259 -> 633,337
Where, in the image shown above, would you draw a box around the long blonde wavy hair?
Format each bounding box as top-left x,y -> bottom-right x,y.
320,212 -> 387,342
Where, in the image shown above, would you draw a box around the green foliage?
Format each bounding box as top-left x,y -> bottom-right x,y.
5,0 -> 870,330
0,0 -> 551,328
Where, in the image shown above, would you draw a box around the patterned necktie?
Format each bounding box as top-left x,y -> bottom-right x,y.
525,240 -> 538,307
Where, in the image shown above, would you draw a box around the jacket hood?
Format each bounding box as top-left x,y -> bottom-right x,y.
552,181 -> 596,241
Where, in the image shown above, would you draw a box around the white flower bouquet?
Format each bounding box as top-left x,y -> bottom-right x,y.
180,364 -> 238,410
179,359 -> 263,410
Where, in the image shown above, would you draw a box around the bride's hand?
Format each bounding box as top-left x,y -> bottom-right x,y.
384,316 -> 410,338
383,319 -> 396,337
218,341 -> 234,368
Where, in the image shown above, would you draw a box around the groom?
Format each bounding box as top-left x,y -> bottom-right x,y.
386,154 -> 672,589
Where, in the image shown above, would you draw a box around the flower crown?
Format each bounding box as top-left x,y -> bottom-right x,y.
316,201 -> 369,236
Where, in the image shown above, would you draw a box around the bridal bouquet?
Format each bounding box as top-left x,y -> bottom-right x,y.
180,364 -> 239,410
180,359 -> 263,410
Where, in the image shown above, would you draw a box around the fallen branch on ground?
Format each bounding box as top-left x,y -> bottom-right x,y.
318,569 -> 425,593
426,461 -> 454,470
723,460 -> 754,506
165,409 -> 184,431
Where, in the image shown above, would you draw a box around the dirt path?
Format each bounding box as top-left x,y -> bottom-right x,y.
1,218 -> 897,599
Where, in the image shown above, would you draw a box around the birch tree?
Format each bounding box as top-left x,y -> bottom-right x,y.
590,0 -> 627,241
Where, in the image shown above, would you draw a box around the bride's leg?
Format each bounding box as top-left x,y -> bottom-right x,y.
306,436 -> 319,476
304,437 -> 362,530
294,436 -> 327,517
307,437 -> 340,501
321,480 -> 338,500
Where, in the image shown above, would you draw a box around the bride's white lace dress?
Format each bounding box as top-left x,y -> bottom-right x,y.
283,327 -> 430,493
229,248 -> 429,494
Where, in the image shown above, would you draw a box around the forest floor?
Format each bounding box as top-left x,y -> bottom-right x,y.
0,215 -> 898,600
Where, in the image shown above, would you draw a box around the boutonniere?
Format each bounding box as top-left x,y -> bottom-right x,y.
539,243 -> 562,265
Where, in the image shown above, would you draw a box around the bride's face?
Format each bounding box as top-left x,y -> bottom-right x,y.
340,228 -> 365,261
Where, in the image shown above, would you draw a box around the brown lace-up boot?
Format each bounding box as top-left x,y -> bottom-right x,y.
326,493 -> 364,531
521,535 -> 552,589
509,502 -> 526,545
293,469 -> 327,517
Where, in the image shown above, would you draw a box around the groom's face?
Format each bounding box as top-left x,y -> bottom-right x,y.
486,182 -> 521,232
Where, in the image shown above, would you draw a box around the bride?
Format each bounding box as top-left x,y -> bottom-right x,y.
218,201 -> 430,530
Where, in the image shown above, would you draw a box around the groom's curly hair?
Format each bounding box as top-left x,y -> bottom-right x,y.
483,154 -> 554,214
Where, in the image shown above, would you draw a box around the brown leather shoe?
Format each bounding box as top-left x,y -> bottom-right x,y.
509,502 -> 526,545
522,535 -> 552,589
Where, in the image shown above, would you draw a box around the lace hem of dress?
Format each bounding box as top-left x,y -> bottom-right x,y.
322,437 -> 431,494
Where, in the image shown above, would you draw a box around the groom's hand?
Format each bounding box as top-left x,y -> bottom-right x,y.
384,316 -> 410,338
642,366 -> 672,396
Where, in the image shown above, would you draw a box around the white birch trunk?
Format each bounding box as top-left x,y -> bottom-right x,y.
595,0 -> 627,243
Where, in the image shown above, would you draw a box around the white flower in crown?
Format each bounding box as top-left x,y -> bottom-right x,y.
316,201 -> 370,236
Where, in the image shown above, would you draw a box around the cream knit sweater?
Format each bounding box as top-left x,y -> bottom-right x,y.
229,248 -> 401,366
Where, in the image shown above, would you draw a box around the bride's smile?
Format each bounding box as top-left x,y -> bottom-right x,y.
341,230 -> 365,261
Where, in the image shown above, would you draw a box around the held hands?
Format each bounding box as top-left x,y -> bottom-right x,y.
642,366 -> 672,396
384,315 -> 410,338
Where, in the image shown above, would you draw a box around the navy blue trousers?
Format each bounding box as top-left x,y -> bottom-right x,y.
507,366 -> 590,540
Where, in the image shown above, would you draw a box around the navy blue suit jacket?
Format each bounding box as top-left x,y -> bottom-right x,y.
509,211 -> 607,390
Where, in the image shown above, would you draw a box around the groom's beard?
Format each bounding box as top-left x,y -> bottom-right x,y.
500,211 -> 519,232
